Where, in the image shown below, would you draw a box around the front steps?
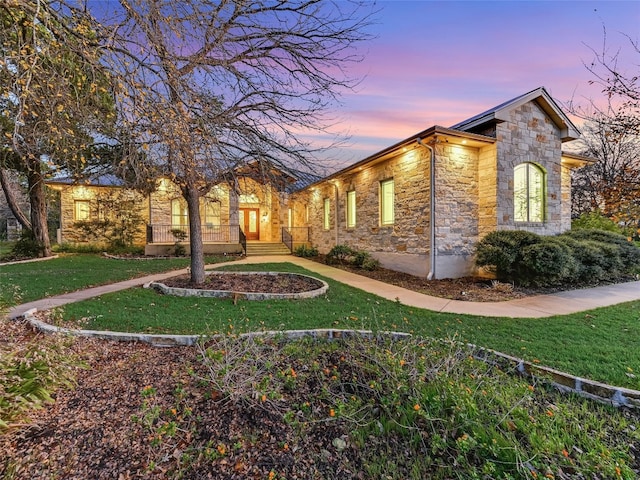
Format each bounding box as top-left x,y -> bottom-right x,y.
245,242 -> 291,256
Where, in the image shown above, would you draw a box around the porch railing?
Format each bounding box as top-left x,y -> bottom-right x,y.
146,224 -> 241,244
281,227 -> 310,252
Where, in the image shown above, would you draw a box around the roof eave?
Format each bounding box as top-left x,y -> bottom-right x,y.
299,126 -> 495,191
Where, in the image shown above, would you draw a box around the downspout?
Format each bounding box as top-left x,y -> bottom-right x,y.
417,137 -> 436,280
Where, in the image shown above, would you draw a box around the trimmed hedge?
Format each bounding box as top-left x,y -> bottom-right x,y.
475,229 -> 640,287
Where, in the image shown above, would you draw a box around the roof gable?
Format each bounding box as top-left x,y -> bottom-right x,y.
451,87 -> 580,142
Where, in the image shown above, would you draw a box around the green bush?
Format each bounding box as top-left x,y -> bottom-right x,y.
572,211 -> 622,233
326,244 -> 356,265
326,244 -> 380,271
11,230 -> 44,258
563,229 -> 640,272
519,239 -> 576,286
293,244 -> 319,258
476,229 -> 640,287
475,230 -> 540,281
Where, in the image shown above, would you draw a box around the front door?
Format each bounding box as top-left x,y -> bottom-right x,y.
239,208 -> 260,240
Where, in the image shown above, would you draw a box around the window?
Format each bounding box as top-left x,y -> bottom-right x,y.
514,163 -> 545,222
380,179 -> 394,226
304,204 -> 309,224
202,199 -> 221,226
287,208 -> 293,229
171,198 -> 188,227
74,200 -> 90,221
323,198 -> 331,230
346,190 -> 356,228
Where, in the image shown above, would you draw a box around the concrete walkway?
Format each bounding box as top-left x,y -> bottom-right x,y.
7,256 -> 640,319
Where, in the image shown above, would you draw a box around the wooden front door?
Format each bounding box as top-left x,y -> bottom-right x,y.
239,208 -> 260,240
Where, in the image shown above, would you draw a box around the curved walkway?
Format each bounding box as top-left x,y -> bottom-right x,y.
7,255 -> 640,320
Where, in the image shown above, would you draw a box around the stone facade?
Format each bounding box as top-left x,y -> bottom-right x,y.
493,102 -> 565,235
295,90 -> 589,279
56,184 -> 149,246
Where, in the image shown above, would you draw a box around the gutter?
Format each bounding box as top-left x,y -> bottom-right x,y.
416,138 -> 436,280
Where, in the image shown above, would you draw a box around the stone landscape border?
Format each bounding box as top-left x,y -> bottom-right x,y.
148,271 -> 329,300
19,308 -> 640,409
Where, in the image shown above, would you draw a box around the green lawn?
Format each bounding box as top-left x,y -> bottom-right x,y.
0,253 -> 234,305
45,261 -> 640,390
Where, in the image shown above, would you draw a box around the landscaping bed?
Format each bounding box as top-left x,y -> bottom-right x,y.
2,323 -> 639,479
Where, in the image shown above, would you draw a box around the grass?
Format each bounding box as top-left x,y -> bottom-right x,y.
0,241 -> 16,257
0,253 -> 234,305
51,261 -> 640,390
134,335 -> 640,479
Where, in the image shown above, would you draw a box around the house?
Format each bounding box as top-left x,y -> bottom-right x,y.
47,87 -> 593,278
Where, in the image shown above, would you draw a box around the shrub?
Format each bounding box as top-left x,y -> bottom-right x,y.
11,230 -> 44,258
572,211 -> 622,233
326,244 -> 380,271
293,244 -> 319,258
519,239 -> 576,286
326,244 -> 356,265
475,230 -> 541,281
563,229 -> 640,273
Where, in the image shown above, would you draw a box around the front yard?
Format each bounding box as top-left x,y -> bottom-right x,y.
1,254 -> 639,479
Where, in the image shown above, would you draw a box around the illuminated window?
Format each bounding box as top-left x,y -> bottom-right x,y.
380,179 -> 394,226
514,163 -> 545,223
202,199 -> 221,226
74,200 -> 90,221
171,198 -> 188,227
288,208 -> 293,229
346,190 -> 356,228
323,198 -> 330,230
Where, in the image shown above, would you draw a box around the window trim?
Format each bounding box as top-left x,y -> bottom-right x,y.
514,162 -> 546,223
74,200 -> 90,221
346,190 -> 356,229
379,178 -> 395,226
201,199 -> 221,226
323,198 -> 331,230
171,198 -> 188,228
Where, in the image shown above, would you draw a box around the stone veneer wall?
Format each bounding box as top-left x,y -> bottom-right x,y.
58,185 -> 149,245
149,181 -> 232,233
432,143 -> 480,278
303,147 -> 434,277
494,102 -> 566,235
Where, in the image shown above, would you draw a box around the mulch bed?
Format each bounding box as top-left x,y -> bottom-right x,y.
160,272 -> 324,294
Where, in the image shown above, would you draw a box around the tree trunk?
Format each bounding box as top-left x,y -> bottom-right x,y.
185,185 -> 205,284
0,168 -> 31,230
26,165 -> 52,257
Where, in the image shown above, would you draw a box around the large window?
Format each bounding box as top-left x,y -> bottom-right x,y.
346,190 -> 356,228
202,199 -> 221,226
380,179 -> 394,226
171,198 -> 188,227
514,163 -> 545,222
74,200 -> 90,221
323,198 -> 331,230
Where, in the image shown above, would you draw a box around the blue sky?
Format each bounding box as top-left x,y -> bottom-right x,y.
325,0 -> 639,165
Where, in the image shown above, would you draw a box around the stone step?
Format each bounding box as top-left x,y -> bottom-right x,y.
245,242 -> 291,256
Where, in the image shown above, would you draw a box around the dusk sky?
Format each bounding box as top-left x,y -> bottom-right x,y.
326,0 -> 640,166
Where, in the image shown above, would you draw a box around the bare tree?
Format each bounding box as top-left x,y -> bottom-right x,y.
0,0 -> 117,256
86,0 -> 375,283
570,117 -> 640,231
567,26 -> 640,236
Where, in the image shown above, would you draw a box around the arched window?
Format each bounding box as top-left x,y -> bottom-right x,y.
514,163 -> 545,223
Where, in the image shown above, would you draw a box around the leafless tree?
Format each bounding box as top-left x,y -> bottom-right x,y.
570,117 -> 640,230
88,0 -> 375,283
567,26 -> 640,234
